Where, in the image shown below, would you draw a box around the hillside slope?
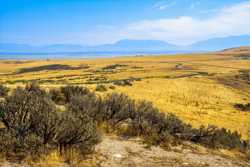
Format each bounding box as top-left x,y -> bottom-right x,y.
220,46 -> 250,54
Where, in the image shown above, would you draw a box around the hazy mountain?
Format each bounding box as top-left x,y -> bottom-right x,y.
189,35 -> 250,51
1,35 -> 250,54
0,43 -> 36,52
106,39 -> 176,51
0,43 -> 86,53
40,44 -> 86,52
0,40 -> 178,53
86,39 -> 178,52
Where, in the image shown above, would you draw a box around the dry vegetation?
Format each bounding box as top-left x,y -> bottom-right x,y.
0,52 -> 250,166
0,53 -> 249,138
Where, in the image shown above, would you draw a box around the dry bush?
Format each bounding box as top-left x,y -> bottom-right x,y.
100,93 -> 249,150
54,111 -> 100,155
113,79 -> 133,86
49,88 -> 66,105
0,87 -> 53,140
0,83 -> 101,160
61,85 -> 90,103
0,85 -> 9,97
130,101 -> 186,145
95,84 -> 107,92
0,129 -> 44,159
17,64 -> 83,74
0,86 -> 55,158
190,125 -> 248,151
67,93 -> 103,122
102,64 -> 127,70
234,103 -> 250,111
109,85 -> 116,89
0,83 -> 248,162
25,82 -> 47,96
102,93 -> 136,130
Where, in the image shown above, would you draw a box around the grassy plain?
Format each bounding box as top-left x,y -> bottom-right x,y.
0,53 -> 249,140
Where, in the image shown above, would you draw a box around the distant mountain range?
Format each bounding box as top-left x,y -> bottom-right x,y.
188,35 -> 250,51
1,35 -> 250,54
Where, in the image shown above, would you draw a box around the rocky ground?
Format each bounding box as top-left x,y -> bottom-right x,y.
92,136 -> 250,167
1,135 -> 250,167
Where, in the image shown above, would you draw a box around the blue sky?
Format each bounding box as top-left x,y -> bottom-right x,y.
1,0 -> 250,45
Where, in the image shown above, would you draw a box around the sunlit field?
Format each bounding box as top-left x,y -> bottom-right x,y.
1,52 -> 249,140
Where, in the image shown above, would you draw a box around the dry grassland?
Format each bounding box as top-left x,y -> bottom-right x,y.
0,53 -> 249,140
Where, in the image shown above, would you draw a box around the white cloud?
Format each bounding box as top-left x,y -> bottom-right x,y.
153,0 -> 177,10
85,1 -> 250,45
189,0 -> 201,9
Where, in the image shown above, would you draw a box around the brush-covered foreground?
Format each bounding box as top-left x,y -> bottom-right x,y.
0,52 -> 250,166
0,83 -> 249,166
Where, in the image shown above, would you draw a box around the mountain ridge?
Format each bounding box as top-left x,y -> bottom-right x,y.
1,35 -> 250,53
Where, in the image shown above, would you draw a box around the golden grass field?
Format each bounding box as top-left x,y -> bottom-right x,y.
0,52 -> 250,140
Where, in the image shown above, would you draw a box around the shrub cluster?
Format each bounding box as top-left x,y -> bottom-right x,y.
0,83 -> 248,161
97,93 -> 248,150
190,125 -> 248,150
113,79 -> 133,86
102,64 -> 127,70
0,84 -> 9,97
234,103 -> 250,111
49,88 -> 66,105
95,84 -> 107,92
61,85 -> 91,103
17,64 -> 84,74
0,84 -> 100,160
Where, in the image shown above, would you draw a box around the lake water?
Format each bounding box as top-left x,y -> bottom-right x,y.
0,51 -> 191,60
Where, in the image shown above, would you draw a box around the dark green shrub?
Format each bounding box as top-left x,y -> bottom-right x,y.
234,103 -> 250,111
102,93 -> 136,129
17,64 -> 83,74
0,85 -> 9,97
54,111 -> 100,154
163,113 -> 193,139
0,129 -> 44,158
102,64 -> 127,70
109,85 -> 116,89
0,129 -> 19,155
130,101 -> 180,145
49,88 -> 66,105
25,82 -> 47,96
0,86 -> 56,158
33,107 -> 59,145
0,82 -> 248,159
113,80 -> 132,86
0,83 -> 101,159
67,94 -> 103,122
0,87 -> 53,139
95,84 -> 107,92
190,125 -> 248,150
100,96 -> 248,150
61,85 -> 90,103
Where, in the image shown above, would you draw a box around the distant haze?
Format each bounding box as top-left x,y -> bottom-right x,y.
1,35 -> 250,56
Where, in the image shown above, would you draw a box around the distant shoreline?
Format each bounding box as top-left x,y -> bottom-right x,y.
0,50 -> 201,60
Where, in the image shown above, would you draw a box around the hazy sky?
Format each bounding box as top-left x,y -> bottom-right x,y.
1,0 -> 250,45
